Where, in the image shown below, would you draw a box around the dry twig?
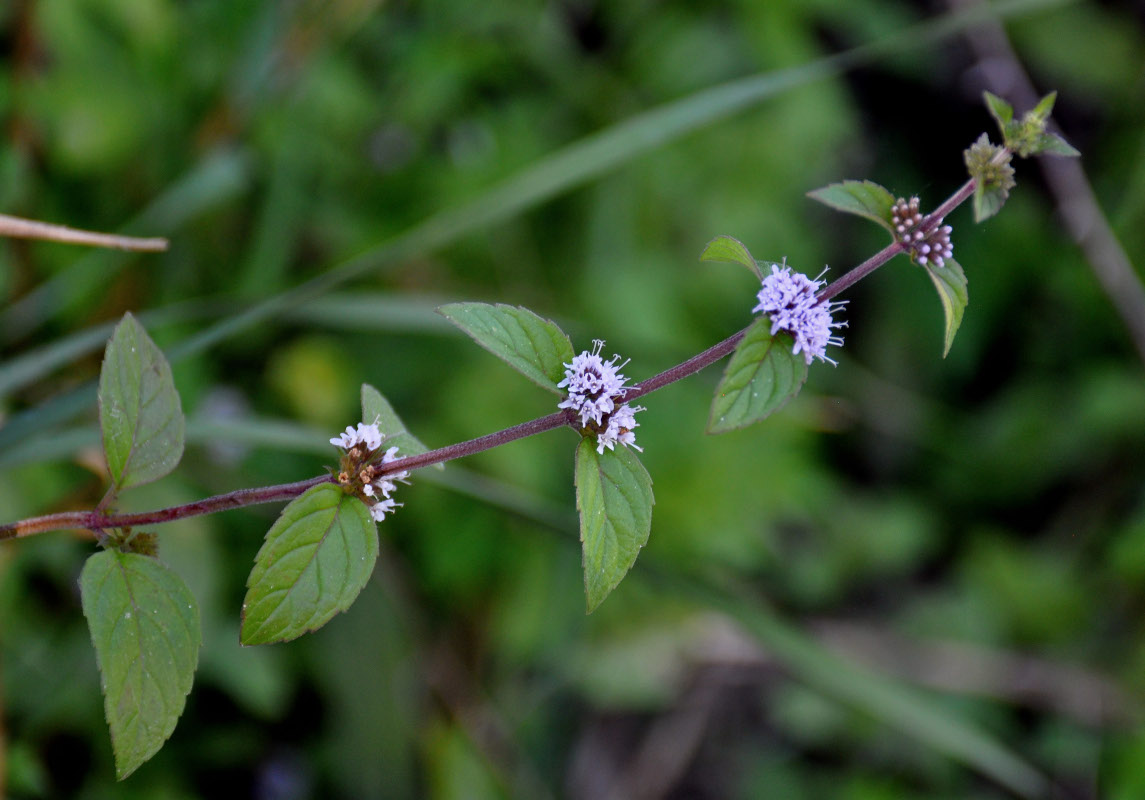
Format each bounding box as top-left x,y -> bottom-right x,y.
0,213 -> 168,252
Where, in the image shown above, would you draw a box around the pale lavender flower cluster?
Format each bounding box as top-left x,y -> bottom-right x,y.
330,421 -> 409,521
597,401 -> 644,454
891,196 -> 953,268
753,263 -> 846,366
558,340 -> 645,454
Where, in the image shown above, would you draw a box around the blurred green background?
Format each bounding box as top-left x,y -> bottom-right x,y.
2,0 -> 1145,797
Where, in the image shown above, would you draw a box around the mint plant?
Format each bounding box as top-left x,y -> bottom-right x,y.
0,92 -> 1077,780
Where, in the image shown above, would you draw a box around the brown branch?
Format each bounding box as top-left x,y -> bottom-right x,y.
0,213 -> 169,252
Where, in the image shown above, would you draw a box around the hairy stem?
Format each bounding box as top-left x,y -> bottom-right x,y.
0,477 -> 330,540
1,176 -> 980,539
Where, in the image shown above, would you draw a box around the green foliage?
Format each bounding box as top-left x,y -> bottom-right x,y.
241,484 -> 377,645
709,317 -> 809,433
2,1 -> 1142,796
80,550 -> 200,779
700,234 -> 765,281
361,383 -> 441,469
972,179 -> 1010,224
806,180 -> 897,234
437,302 -> 574,394
575,438 -> 654,612
923,258 -> 969,357
984,90 -> 1080,159
964,133 -> 1016,223
98,313 -> 185,490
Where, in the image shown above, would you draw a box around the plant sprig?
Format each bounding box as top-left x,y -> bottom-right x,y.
0,91 -> 1076,780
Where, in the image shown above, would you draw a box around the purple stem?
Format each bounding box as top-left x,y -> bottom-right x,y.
3,178 -> 980,540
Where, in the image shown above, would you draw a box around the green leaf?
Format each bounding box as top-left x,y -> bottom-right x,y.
983,91 -> 1014,127
806,180 -> 896,232
98,312 -> 185,489
437,302 -> 574,393
1033,132 -> 1080,157
1030,90 -> 1057,121
699,235 -> 763,281
575,439 -> 654,613
924,258 -> 969,357
972,180 -> 1009,224
80,550 -> 200,780
361,383 -> 442,470
708,317 -> 809,433
241,483 -> 378,646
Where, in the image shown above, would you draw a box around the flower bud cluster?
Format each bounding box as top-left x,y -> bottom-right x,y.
964,133 -> 1016,195
752,262 -> 846,365
891,196 -> 953,268
330,422 -> 410,521
558,340 -> 644,454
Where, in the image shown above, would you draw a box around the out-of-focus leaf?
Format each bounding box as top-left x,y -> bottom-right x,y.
1031,90 -> 1057,120
80,550 -> 200,780
923,258 -> 968,357
690,577 -> 1050,799
575,439 -> 654,613
241,484 -> 377,646
700,235 -> 764,281
973,179 -> 1010,223
98,313 -> 185,489
1033,132 -> 1080,157
984,91 -> 1014,127
361,383 -> 441,469
709,317 -> 808,433
437,302 -> 574,393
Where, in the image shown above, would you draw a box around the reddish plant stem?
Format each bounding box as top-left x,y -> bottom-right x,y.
817,177 -> 976,303
0,477 -> 331,540
383,410 -> 577,474
2,177 -> 980,540
624,330 -> 747,402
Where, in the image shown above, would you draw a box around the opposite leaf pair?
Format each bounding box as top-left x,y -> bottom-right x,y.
438,301 -> 655,612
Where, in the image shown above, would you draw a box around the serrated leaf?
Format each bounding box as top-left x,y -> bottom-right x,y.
708,317 -> 809,433
99,313 -> 185,489
437,303 -> 574,393
972,180 -> 1009,224
1033,132 -> 1080,157
241,483 -> 377,645
983,91 -> 1014,127
361,383 -> 442,470
699,235 -> 763,281
80,550 -> 200,780
806,180 -> 896,232
575,439 -> 654,613
924,258 -> 968,357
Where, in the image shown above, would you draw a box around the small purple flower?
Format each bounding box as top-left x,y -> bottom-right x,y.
596,403 -> 645,454
558,340 -> 645,453
752,262 -> 846,366
558,339 -> 629,427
